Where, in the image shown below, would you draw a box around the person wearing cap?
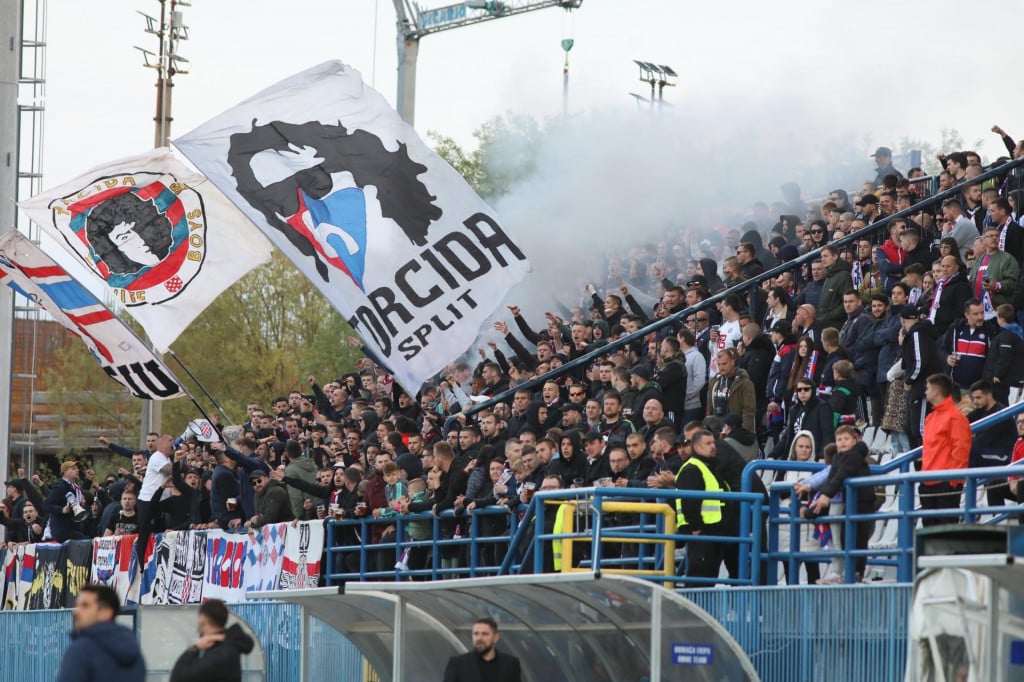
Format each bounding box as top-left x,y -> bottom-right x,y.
871,146 -> 904,187
209,445 -> 245,530
5,474 -> 43,539
247,469 -> 293,528
43,461 -> 88,541
629,365 -> 664,429
855,193 -> 881,225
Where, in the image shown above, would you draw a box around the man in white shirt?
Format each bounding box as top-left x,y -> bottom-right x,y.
135,433 -> 173,566
708,294 -> 744,379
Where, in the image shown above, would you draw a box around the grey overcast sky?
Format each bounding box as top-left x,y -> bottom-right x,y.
38,0 -> 1024,185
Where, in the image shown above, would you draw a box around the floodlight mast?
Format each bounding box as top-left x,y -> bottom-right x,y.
392,0 -> 583,126
632,59 -> 675,112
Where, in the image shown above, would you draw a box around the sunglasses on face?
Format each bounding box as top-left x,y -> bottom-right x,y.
796,387 -> 813,393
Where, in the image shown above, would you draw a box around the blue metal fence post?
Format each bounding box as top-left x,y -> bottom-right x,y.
897,479 -> 915,583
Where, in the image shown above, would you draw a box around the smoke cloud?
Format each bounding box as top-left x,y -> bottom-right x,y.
465,93 -> 875,352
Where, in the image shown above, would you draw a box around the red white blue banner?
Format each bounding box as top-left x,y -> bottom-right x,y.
174,61 -> 531,392
0,231 -> 185,400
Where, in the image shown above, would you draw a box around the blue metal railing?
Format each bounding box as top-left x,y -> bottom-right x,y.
746,398 -> 1024,584
323,487 -> 765,586
517,487 -> 765,586
325,506 -> 520,583
326,402 -> 1024,588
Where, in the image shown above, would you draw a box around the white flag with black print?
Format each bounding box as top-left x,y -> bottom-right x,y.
173,60 -> 531,392
0,230 -> 185,400
18,148 -> 275,352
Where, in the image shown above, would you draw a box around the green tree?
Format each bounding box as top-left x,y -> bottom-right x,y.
898,128 -> 985,175
42,252 -> 363,442
39,338 -> 139,450
161,251 -> 362,431
430,113 -> 541,200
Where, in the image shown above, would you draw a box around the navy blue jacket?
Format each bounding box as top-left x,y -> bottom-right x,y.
223,446 -> 270,520
44,478 -> 84,541
57,621 -> 145,682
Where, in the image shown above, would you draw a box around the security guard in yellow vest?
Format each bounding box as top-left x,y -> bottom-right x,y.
674,429 -> 726,585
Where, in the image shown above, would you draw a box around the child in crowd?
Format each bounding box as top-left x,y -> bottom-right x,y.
829,359 -> 861,428
778,431 -> 825,584
803,426 -> 875,583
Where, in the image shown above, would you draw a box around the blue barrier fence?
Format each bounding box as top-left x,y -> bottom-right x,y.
0,602 -> 367,682
744,398 -> 1024,584
0,609 -> 72,680
0,587 -> 912,682
680,584 -> 913,682
323,487 -> 765,586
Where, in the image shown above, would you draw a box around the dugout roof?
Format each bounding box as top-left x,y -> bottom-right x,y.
251,572 -> 758,681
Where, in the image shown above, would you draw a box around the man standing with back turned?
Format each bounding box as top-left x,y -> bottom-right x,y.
169,598 -> 255,682
444,617 -> 522,682
57,584 -> 146,682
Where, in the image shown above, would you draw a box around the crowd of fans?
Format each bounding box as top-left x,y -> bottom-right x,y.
4,135 -> 1024,587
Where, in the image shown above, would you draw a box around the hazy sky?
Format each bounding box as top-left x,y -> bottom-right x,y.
37,0 -> 1024,179
20,0 -> 1024,280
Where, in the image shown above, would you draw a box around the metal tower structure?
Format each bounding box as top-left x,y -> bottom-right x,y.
391,0 -> 583,126
0,0 -> 47,477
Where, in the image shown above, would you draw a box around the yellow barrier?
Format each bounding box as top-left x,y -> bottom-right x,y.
555,499 -> 676,588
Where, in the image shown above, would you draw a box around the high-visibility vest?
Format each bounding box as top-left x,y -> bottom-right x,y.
675,457 -> 724,527
552,503 -> 571,571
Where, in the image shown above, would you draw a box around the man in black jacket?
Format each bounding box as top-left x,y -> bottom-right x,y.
966,381 -> 1018,509
169,599 -> 254,682
927,256 -> 972,336
44,461 -> 88,541
901,308 -> 943,449
443,617 -> 522,682
654,336 -> 688,427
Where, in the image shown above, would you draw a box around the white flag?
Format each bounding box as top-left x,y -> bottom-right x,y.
173,60 -> 531,392
17,148 -> 275,352
0,230 -> 185,400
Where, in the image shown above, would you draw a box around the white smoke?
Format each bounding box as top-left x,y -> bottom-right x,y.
463,94 -> 874,354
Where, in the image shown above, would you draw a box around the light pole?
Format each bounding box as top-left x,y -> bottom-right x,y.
136,0 -> 190,148
133,0 -> 190,439
632,60 -> 676,113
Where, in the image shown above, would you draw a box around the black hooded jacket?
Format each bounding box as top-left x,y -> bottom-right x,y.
169,623 -> 256,682
699,257 -> 725,292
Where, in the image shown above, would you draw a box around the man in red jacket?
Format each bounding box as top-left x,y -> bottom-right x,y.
920,373 -> 972,526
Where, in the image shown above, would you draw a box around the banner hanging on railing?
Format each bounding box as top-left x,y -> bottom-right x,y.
3,522 -> 319,610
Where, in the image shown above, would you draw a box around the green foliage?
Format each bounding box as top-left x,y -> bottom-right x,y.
898,128 -> 985,175
429,113 -> 542,200
42,251 -> 363,443
39,339 -> 139,450
161,251 -> 362,432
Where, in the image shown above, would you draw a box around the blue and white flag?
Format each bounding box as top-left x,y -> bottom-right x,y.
0,230 -> 185,400
174,60 -> 531,392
